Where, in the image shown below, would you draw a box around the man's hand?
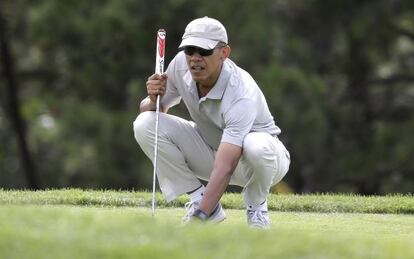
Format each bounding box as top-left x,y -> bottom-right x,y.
190,209 -> 209,222
146,73 -> 168,103
140,73 -> 168,112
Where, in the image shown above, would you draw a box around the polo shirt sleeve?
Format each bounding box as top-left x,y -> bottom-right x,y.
160,57 -> 181,110
221,98 -> 256,147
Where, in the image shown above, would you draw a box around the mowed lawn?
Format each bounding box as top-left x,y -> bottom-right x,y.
0,190 -> 413,259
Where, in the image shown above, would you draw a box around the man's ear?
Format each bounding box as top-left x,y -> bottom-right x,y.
221,45 -> 231,60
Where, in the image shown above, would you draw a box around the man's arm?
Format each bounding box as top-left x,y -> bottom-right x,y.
139,96 -> 157,112
197,142 -> 242,215
139,97 -> 169,113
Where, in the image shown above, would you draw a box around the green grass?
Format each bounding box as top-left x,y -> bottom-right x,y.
0,189 -> 413,258
1,188 -> 413,213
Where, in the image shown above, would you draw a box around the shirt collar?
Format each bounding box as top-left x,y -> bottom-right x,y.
184,60 -> 232,100
206,61 -> 231,100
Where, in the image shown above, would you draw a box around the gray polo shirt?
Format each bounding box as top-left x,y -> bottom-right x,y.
161,51 -> 281,150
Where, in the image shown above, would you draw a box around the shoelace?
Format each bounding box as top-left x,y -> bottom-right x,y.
248,210 -> 269,225
182,201 -> 198,222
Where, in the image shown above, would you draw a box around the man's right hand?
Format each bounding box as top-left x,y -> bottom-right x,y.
146,73 -> 168,103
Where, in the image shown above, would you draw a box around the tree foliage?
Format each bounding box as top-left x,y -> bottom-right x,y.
1,0 -> 413,194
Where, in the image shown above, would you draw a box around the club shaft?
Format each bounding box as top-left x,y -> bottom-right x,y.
152,95 -> 160,217
152,29 -> 165,217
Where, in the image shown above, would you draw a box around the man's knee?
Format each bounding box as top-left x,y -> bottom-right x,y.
242,133 -> 275,165
133,111 -> 155,143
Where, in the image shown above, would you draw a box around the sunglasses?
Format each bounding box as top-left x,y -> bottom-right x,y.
183,47 -> 215,57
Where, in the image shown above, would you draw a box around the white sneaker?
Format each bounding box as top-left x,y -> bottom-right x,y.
182,201 -> 226,223
247,210 -> 270,229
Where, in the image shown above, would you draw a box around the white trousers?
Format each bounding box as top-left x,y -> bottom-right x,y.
133,111 -> 290,207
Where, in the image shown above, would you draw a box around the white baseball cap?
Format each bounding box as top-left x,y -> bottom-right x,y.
179,16 -> 228,50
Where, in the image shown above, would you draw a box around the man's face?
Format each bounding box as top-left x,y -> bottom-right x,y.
184,45 -> 230,88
